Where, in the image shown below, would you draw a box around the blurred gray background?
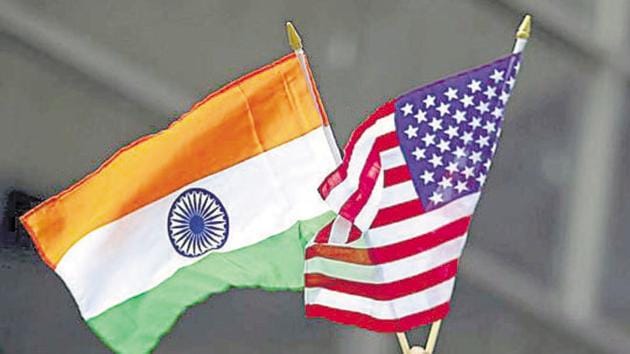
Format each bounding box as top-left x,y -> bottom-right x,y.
1,0 -> 629,353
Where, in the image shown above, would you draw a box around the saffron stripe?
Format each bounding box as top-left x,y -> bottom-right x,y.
21,53 -> 325,268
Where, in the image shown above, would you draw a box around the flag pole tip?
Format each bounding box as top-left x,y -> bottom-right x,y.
286,21 -> 303,51
516,14 -> 532,39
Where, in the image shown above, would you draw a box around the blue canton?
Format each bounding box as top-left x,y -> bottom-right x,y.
394,54 -> 522,211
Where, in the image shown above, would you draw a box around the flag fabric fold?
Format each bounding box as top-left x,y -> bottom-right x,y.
21,53 -> 338,354
305,53 -> 522,332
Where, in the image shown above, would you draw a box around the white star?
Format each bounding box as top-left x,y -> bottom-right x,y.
446,161 -> 459,174
461,131 -> 474,145
469,116 -> 482,130
436,102 -> 451,117
414,109 -> 427,123
453,146 -> 467,159
483,121 -> 496,134
429,191 -> 444,204
468,79 -> 482,93
429,118 -> 443,132
483,159 -> 492,171
506,77 -> 516,89
444,125 -> 459,139
476,135 -> 490,148
470,151 -> 483,164
490,69 -> 505,84
401,103 -> 414,116
462,166 -> 475,179
460,94 -> 474,108
436,139 -> 451,153
476,173 -> 487,186
484,86 -> 497,100
423,95 -> 436,108
454,180 -> 469,193
476,101 -> 490,114
452,110 -> 466,124
514,61 -> 521,73
419,170 -> 434,184
491,107 -> 503,119
421,132 -> 436,146
444,87 -> 458,101
411,147 -> 426,160
428,154 -> 443,168
404,124 -> 419,139
438,176 -> 453,189
499,91 -> 510,105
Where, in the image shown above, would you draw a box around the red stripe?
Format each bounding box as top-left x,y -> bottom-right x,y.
336,140 -> 381,223
306,260 -> 458,300
375,131 -> 399,151
347,224 -> 362,243
383,165 -> 411,186
337,132 -> 398,224
306,216 -> 470,264
314,222 -> 333,243
371,199 -> 424,228
318,100 -> 396,199
305,302 -> 450,333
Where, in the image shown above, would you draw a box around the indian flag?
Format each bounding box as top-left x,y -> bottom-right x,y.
20,53 -> 338,354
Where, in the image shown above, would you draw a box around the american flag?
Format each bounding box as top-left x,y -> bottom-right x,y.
304,53 -> 522,332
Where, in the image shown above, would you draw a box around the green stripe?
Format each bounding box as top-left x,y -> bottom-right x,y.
87,212 -> 334,354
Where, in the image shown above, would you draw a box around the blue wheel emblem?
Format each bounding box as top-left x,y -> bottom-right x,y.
167,188 -> 229,257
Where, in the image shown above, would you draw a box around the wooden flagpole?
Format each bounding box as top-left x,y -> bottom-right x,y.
396,332 -> 412,354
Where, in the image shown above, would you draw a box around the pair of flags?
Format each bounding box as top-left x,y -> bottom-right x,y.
21,28 -> 523,353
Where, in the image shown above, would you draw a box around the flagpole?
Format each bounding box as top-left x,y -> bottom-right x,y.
286,22 -> 342,164
396,332 -> 412,354
424,320 -> 442,354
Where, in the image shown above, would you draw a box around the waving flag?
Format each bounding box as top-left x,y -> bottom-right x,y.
305,53 -> 522,332
21,53 -> 338,354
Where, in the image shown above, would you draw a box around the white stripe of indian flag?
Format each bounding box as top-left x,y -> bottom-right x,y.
57,127 -> 336,320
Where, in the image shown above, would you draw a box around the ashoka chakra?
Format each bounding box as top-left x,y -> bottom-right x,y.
167,188 -> 229,257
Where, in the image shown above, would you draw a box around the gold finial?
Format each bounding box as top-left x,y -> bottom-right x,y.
286,21 -> 303,51
516,14 -> 532,39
